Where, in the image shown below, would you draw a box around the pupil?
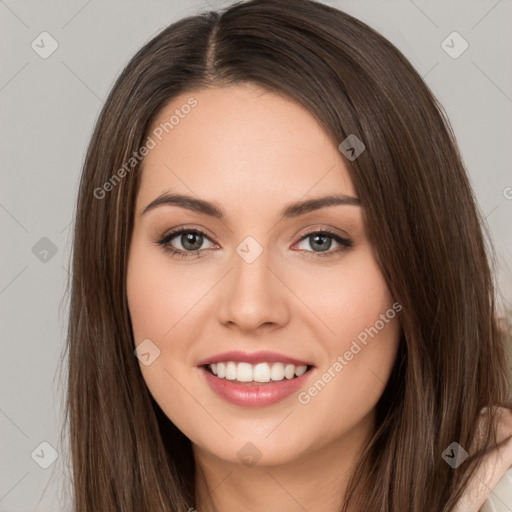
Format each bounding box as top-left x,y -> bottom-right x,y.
182,232 -> 202,251
311,234 -> 331,252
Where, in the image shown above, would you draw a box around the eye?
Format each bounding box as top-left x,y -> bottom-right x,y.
155,227 -> 216,259
154,227 -> 353,260
293,229 -> 353,258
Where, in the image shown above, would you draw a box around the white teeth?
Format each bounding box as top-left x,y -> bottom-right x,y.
295,365 -> 307,377
207,361 -> 310,382
270,362 -> 284,381
284,364 -> 295,379
225,361 -> 237,380
237,362 -> 253,382
216,362 -> 226,378
253,363 -> 271,382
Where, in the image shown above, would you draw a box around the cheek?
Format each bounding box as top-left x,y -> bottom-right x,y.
296,249 -> 400,411
126,240 -> 205,430
302,248 -> 396,342
126,239 -> 200,344
126,246 -> 167,343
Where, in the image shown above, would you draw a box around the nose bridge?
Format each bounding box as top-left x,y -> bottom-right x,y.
217,234 -> 288,331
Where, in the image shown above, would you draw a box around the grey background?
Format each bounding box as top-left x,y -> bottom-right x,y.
1,0 -> 511,510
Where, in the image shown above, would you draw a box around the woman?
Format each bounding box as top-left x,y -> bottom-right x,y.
62,0 -> 512,510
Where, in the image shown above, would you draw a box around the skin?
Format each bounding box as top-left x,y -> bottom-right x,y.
453,407 -> 512,511
126,83 -> 401,512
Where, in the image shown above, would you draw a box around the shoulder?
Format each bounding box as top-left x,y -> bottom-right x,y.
453,406 -> 512,512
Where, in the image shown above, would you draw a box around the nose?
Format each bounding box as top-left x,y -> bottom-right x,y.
216,244 -> 290,333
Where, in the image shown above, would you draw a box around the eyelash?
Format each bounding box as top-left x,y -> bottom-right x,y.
154,226 -> 353,260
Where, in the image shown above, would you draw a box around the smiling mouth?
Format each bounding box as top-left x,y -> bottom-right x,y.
202,361 -> 315,384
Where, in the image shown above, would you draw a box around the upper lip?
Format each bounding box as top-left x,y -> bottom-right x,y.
197,350 -> 313,367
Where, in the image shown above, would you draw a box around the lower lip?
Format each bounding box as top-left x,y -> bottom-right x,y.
199,366 -> 314,408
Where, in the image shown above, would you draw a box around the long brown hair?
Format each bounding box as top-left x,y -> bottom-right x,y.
59,0 -> 512,510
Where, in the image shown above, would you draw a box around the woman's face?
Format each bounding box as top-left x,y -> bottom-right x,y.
126,83 -> 401,466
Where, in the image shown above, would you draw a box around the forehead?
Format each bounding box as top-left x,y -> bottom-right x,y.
137,84 -> 356,213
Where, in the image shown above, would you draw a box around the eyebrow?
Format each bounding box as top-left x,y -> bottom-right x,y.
141,191 -> 361,220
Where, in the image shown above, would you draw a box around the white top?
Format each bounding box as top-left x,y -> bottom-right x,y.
481,468 -> 512,511
453,407 -> 512,511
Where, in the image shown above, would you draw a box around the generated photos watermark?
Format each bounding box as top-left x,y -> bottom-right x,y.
297,301 -> 402,405
93,97 -> 198,199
